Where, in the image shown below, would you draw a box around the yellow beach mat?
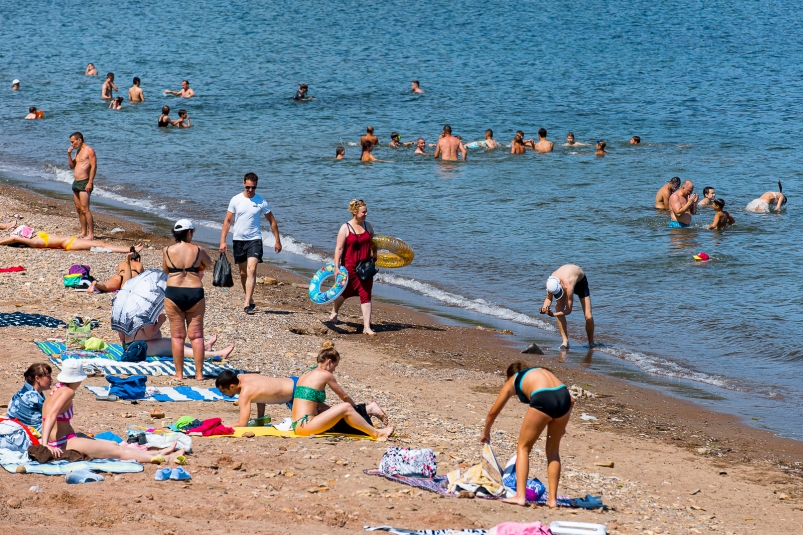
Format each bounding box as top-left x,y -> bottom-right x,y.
218,426 -> 374,441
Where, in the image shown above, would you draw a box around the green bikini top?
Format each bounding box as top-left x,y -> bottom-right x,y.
294,385 -> 326,404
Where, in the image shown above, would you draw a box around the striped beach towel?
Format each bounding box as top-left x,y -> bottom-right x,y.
2,458 -> 144,475
35,341 -> 170,361
84,385 -> 238,402
49,356 -> 241,377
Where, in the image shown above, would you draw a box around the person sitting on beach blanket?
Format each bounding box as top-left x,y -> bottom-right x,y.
89,248 -> 143,293
41,360 -> 185,463
7,363 -> 52,432
0,232 -> 143,253
290,342 -> 393,440
481,362 -> 574,508
120,313 -> 235,361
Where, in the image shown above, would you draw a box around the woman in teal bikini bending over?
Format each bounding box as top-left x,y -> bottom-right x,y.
481,362 -> 574,508
291,342 -> 394,440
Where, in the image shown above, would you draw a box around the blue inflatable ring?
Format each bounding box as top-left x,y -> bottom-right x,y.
308,263 -> 348,305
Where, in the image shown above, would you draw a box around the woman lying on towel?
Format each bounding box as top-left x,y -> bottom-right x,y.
41,360 -> 185,464
7,362 -> 53,432
481,362 -> 574,508
88,248 -> 144,293
0,232 -> 143,254
119,313 -> 235,360
291,342 -> 394,440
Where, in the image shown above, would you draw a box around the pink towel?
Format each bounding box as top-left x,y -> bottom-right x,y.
494,521 -> 552,535
188,418 -> 234,437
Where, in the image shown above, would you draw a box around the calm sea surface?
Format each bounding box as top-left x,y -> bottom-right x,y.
1,2 -> 802,437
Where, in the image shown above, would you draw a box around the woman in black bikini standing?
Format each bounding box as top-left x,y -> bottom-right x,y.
163,219 -> 212,380
481,361 -> 574,508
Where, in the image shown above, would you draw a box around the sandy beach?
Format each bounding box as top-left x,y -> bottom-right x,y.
0,184 -> 801,535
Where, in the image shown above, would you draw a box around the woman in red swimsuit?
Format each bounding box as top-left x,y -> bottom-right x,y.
328,199 -> 378,335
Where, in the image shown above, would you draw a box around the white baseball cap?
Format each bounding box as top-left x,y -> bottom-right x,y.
12,79 -> 20,85
174,219 -> 195,231
546,276 -> 564,299
57,359 -> 88,383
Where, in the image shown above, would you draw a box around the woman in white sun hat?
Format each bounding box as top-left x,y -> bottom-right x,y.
41,360 -> 185,464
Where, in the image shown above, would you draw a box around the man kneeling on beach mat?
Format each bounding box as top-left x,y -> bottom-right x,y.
216,368 -> 389,434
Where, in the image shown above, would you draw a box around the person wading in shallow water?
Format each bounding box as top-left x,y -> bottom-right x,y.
539,264 -> 595,350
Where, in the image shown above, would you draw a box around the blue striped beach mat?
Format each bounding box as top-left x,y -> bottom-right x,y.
35,341 -> 170,361
2,458 -> 143,475
85,385 -> 238,402
49,356 -> 240,377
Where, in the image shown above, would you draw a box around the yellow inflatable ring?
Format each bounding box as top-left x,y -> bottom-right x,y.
372,235 -> 414,268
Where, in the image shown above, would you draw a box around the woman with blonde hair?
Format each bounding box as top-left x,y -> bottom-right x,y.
328,199 -> 378,335
481,361 -> 574,507
290,342 -> 393,439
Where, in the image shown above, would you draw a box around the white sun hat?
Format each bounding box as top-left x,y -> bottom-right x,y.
57,359 -> 88,383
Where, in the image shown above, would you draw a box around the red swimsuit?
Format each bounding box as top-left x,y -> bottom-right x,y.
340,223 -> 373,304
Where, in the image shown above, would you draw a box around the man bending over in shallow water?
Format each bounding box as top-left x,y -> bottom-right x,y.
434,125 -> 466,161
708,199 -> 735,230
655,176 -> 681,210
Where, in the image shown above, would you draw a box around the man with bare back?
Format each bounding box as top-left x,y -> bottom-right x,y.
67,132 -> 97,240
434,125 -> 466,161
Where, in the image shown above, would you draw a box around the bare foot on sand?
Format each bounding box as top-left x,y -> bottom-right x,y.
133,243 -> 145,253
501,496 -> 528,506
168,375 -> 184,381
375,426 -> 394,441
364,329 -> 376,336
220,342 -> 235,359
204,335 -> 218,351
326,313 -> 341,324
366,401 -> 389,426
157,442 -> 178,456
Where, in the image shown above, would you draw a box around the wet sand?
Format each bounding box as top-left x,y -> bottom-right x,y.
0,184 -> 801,534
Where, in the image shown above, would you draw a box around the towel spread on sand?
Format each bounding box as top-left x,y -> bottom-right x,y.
215,426 -> 374,441
1,458 -> 144,475
36,341 -> 169,361
364,527 -> 487,534
49,356 -> 241,377
84,385 -> 238,402
0,313 -> 65,329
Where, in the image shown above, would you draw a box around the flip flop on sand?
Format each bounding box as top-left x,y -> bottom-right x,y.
572,494 -> 604,509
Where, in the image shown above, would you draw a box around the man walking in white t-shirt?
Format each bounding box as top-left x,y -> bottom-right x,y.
219,173 -> 282,315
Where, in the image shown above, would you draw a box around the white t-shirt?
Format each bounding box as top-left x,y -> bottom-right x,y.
227,193 -> 271,241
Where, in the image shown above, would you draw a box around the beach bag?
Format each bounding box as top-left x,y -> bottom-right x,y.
66,319 -> 92,348
355,259 -> 378,281
106,375 -> 147,400
68,265 -> 91,278
11,225 -> 34,239
63,274 -> 84,288
120,341 -> 148,363
379,446 -> 437,478
212,253 -> 234,287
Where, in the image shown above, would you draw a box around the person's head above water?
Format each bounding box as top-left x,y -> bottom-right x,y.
596,140 -> 606,150
390,132 -> 400,141
485,129 -> 494,139
161,105 -> 170,115
546,276 -> 564,300
29,106 -> 36,113
366,126 -> 374,134
679,180 -> 694,195
538,128 -> 547,139
416,137 -> 425,147
669,176 -> 681,191
703,186 -> 715,199
106,72 -> 114,81
336,146 -> 345,157
317,340 -> 340,366
443,125 -> 452,135
182,80 -> 190,89
133,77 -> 140,86
12,79 -> 20,89
178,109 -> 187,118
566,132 -> 575,144
360,139 -> 373,152
713,198 -> 725,210
630,136 -> 641,144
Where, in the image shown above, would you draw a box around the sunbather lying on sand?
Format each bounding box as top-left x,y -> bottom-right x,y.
41,360 -> 185,464
216,368 -> 389,428
120,313 -> 235,361
290,342 -> 393,440
0,232 -> 142,253
89,249 -> 143,292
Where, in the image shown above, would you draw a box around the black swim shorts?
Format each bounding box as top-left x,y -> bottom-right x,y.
574,275 -> 590,299
72,179 -> 89,193
233,239 -> 263,265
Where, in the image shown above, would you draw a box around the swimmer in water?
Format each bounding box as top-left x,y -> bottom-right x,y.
388,132 -> 413,148
483,129 -> 498,149
158,106 -> 172,127
511,133 -> 527,155
595,140 -> 607,156
24,107 -> 38,120
708,199 -> 735,230
434,125 -> 467,161
128,77 -> 145,102
101,73 -> 118,100
669,180 -> 698,228
12,80 -> 20,90
361,126 -> 379,146
360,140 -> 390,162
165,80 -> 195,98
697,186 -> 716,207
534,128 -> 554,153
630,136 -> 641,145
335,146 -> 345,160
109,97 -> 123,110
655,176 -> 681,210
414,138 -> 428,155
173,109 -> 190,128
512,130 -> 535,150
85,63 -> 97,76
565,132 -> 587,146
293,83 -> 311,101
746,181 -> 788,213
411,80 -> 424,94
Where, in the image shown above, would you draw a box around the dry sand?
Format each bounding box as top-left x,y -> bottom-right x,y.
0,185 -> 801,535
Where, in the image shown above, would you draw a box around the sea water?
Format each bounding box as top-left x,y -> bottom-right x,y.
1,1 -> 801,437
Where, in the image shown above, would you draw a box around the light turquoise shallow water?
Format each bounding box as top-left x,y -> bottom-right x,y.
1,2 -> 801,437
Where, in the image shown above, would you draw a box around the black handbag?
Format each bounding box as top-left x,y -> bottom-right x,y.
355,259 -> 378,281
212,253 -> 234,287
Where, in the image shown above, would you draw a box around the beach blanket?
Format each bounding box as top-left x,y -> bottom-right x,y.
0,312 -> 65,329
85,385 -> 237,402
365,528 -> 487,535
217,426 -> 374,441
2,458 -> 143,475
35,341 -> 170,361
363,470 -> 575,507
49,356 -> 240,377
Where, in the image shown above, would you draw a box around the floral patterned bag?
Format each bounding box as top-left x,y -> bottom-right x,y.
379,446 -> 437,478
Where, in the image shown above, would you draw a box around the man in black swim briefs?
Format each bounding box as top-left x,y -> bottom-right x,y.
67,132 -> 97,240
539,264 -> 595,350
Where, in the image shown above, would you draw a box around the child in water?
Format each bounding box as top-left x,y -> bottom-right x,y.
109,97 -> 123,110
708,199 -> 735,230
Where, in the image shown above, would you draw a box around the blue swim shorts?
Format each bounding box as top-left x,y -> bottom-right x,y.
668,221 -> 689,228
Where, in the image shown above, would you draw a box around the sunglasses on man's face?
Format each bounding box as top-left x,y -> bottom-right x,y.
244,186 -> 256,191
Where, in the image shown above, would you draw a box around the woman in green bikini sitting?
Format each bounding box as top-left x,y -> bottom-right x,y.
291,342 -> 394,440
